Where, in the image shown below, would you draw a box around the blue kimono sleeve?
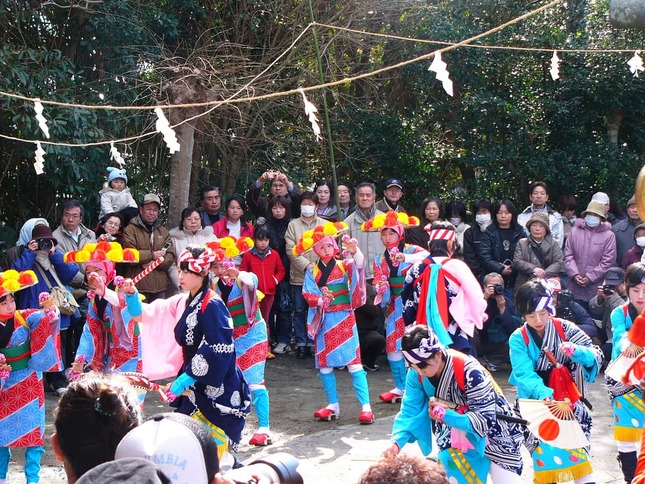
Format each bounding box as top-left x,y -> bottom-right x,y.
508,328 -> 553,400
391,368 -> 434,455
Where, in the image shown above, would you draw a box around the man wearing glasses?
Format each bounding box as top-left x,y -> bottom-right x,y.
122,194 -> 176,302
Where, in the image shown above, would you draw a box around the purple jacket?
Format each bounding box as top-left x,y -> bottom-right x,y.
564,219 -> 616,302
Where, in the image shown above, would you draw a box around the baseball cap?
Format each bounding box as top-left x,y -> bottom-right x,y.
605,267 -> 625,285
76,457 -> 171,484
115,413 -> 219,484
141,194 -> 161,207
546,277 -> 562,293
385,178 -> 403,189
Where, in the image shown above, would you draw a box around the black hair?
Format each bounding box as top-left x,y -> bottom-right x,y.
54,373 -> 142,481
59,199 -> 85,219
355,181 -> 376,195
178,247 -> 210,276
315,179 -> 336,205
446,200 -> 467,220
514,279 -> 549,317
199,185 -> 219,201
100,212 -> 124,226
427,221 -> 455,256
558,194 -> 577,213
224,194 -> 246,211
254,224 -> 271,241
473,199 -> 493,214
492,199 -> 519,227
400,325 -> 445,361
300,191 -> 316,204
420,197 -> 445,223
625,262 -> 645,290
268,195 -> 291,219
529,181 -> 549,196
179,207 -> 202,230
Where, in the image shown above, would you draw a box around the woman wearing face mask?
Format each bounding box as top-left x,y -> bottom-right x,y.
622,223 -> 645,269
463,200 -> 493,281
564,199 -> 617,312
446,200 -> 470,257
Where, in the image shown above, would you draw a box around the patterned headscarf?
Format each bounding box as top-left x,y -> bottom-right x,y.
535,279 -> 556,316
401,330 -> 445,365
424,224 -> 456,243
178,247 -> 216,275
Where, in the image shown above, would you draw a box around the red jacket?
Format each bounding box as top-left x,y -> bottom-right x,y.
240,248 -> 286,296
212,218 -> 255,239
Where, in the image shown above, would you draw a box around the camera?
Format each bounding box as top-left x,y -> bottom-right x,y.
493,284 -> 505,295
559,289 -> 574,306
37,238 -> 53,252
225,452 -> 303,484
603,284 -> 616,296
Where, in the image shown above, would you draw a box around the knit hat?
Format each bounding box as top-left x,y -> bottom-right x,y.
634,222 -> 645,239
115,413 -> 219,484
628,195 -> 637,208
526,211 -> 551,234
582,200 -> 607,219
107,166 -> 128,185
31,225 -> 58,245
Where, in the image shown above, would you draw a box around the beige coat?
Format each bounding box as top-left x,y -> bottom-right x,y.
512,234 -> 563,288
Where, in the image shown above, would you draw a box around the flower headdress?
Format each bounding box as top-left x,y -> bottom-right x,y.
207,236 -> 254,260
292,221 -> 348,257
0,269 -> 38,299
361,211 -> 420,233
64,241 -> 139,264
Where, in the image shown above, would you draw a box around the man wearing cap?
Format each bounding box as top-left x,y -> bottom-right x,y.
564,198 -> 617,311
246,170 -> 302,219
613,195 -> 643,267
375,179 -> 405,213
517,181 -> 564,247
589,267 -> 627,360
122,194 -> 176,302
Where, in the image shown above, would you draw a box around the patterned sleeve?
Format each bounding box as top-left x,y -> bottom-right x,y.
76,300 -> 104,371
401,262 -> 423,326
448,363 -> 496,438
391,368 -> 434,455
509,329 -> 553,400
373,253 -> 391,307
561,319 -> 602,383
183,296 -> 235,387
302,267 -> 323,307
24,309 -> 60,372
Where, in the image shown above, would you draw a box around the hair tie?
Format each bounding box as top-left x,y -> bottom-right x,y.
95,397 -> 116,417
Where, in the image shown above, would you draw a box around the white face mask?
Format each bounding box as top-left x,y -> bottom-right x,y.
300,205 -> 315,217
637,237 -> 645,248
475,214 -> 491,225
584,215 -> 600,228
449,217 -> 461,227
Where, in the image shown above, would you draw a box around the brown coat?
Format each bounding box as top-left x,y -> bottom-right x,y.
512,234 -> 563,289
122,216 -> 175,294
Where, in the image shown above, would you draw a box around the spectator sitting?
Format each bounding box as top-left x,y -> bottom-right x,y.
462,199 -> 493,280
94,212 -> 124,244
405,196 -> 443,249
446,200 -> 470,257
477,272 -> 521,371
198,185 -> 224,227
168,207 -> 217,292
355,285 -> 386,372
547,277 -> 597,338
98,167 -> 139,225
52,373 -> 143,484
359,453 -> 449,484
512,211 -> 563,289
375,179 -> 405,213
622,222 -> 645,269
314,179 -> 338,221
246,170 -> 302,219
614,195 -> 642,266
588,267 -> 627,361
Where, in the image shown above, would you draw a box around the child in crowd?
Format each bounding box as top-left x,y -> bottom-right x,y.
240,223 -> 286,356
296,222 -> 373,424
509,279 -> 602,484
212,239 -> 273,447
98,167 -> 138,224
363,211 -> 425,403
605,262 -> 645,483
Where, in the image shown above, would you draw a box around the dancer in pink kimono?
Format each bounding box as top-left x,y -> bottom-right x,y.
364,211 -> 426,403
296,222 -> 372,424
401,221 -> 487,355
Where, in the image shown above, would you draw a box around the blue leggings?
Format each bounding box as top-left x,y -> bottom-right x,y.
0,446 -> 44,482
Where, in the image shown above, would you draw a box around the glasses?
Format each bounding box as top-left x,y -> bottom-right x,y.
63,213 -> 81,220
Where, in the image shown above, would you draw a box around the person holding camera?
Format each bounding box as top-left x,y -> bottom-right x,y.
546,277 -> 598,339
9,219 -> 80,395
512,211 -> 563,289
477,273 -> 521,371
588,267 -> 627,360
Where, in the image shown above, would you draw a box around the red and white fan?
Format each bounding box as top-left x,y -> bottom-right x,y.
605,353 -> 641,385
518,398 -> 589,449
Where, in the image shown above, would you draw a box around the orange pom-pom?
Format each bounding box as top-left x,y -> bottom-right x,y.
18,271 -> 36,285
237,237 -> 254,252
629,313 -> 645,347
91,249 -> 108,261
123,249 -> 138,262
96,241 -> 112,253
385,211 -> 399,224
312,231 -> 326,243
205,241 -> 221,251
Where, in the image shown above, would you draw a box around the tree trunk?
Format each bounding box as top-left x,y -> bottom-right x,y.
606,111 -> 624,145
610,0 -> 645,28
168,112 -> 197,229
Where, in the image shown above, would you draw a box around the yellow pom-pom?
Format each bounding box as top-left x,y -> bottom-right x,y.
109,242 -> 121,251
106,249 -> 124,262
372,214 -> 386,229
302,230 -> 314,240
397,212 -> 410,224
83,243 -> 97,253
75,250 -> 91,263
220,237 -> 235,249
1,270 -> 19,281
302,237 -> 314,250
323,223 -> 337,235
2,279 -> 21,292
225,246 -> 240,258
